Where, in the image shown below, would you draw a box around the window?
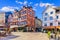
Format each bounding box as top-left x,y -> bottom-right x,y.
56,16 -> 58,19
50,23 -> 53,26
50,16 -> 53,20
44,24 -> 47,26
58,22 -> 60,25
50,11 -> 53,14
23,15 -> 26,19
30,12 -> 32,15
56,10 -> 59,13
21,15 -> 26,20
18,18 -> 21,21
21,21 -> 27,25
24,21 -> 27,25
44,17 -> 47,21
21,21 -> 24,25
18,22 -> 21,25
21,10 -> 26,14
45,13 -> 48,16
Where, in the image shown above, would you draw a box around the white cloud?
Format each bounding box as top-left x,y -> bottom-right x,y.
16,0 -> 23,4
15,0 -> 38,11
29,2 -> 32,4
16,0 -> 28,5
18,2 -> 23,4
34,3 -> 39,7
0,7 -> 14,12
23,1 -> 28,5
33,3 -> 39,11
16,0 -> 33,6
40,2 -> 54,7
16,0 -> 18,2
7,6 -> 19,9
33,7 -> 37,11
0,6 -> 19,12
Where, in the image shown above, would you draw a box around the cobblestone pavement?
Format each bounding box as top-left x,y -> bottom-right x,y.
0,32 -> 49,40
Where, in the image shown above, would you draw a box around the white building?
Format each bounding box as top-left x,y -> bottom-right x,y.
42,6 -> 60,29
0,12 -> 5,26
8,10 -> 19,28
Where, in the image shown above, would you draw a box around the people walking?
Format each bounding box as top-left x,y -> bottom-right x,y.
47,31 -> 51,40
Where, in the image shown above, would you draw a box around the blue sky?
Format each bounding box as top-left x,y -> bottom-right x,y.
0,0 -> 60,20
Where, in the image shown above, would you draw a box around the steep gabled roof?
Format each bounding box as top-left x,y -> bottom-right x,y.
35,17 -> 42,22
42,5 -> 56,14
54,7 -> 60,10
42,5 -> 51,14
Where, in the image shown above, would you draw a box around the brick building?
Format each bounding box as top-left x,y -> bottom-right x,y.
8,6 -> 35,32
18,6 -> 35,31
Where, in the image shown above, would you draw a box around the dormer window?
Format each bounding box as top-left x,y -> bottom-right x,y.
56,10 -> 59,13
50,11 -> 53,14
45,13 -> 48,16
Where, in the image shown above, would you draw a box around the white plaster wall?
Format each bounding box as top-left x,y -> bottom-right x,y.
55,13 -> 60,26
42,6 -> 56,27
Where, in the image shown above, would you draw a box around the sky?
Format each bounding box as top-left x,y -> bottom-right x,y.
0,0 -> 60,20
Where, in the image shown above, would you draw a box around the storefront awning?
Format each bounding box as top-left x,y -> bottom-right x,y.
43,26 -> 55,29
10,25 -> 18,28
43,26 -> 60,29
0,24 -> 5,26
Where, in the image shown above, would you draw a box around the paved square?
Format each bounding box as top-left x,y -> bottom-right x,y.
0,32 -> 49,40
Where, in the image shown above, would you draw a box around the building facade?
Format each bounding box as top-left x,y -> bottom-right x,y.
0,12 -> 5,27
35,17 -> 42,32
42,6 -> 60,29
18,6 -> 35,31
8,10 -> 19,31
5,12 -> 12,24
8,6 -> 35,32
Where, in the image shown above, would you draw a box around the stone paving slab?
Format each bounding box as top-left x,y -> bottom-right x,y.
0,32 -> 49,40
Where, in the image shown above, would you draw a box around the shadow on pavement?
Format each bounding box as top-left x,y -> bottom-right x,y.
0,34 -> 19,40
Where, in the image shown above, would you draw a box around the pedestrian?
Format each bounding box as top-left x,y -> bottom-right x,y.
47,31 -> 51,40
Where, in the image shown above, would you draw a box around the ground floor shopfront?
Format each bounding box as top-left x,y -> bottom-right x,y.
43,26 -> 60,33
11,27 -> 42,32
10,25 -> 36,32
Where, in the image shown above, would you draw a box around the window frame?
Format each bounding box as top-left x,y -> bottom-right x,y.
50,11 -> 53,14
44,23 -> 47,26
44,17 -> 47,21
21,10 -> 26,15
21,15 -> 27,20
45,13 -> 48,16
58,22 -> 60,25
50,16 -> 53,20
50,23 -> 53,26
56,15 -> 58,19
